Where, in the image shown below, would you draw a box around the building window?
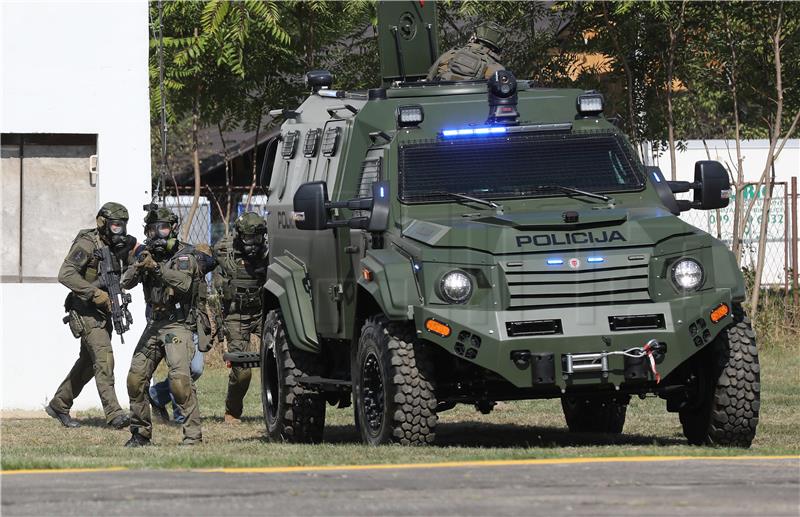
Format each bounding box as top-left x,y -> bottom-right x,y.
1,134 -> 98,282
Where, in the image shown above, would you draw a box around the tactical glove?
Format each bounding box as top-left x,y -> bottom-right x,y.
92,289 -> 112,312
138,252 -> 158,271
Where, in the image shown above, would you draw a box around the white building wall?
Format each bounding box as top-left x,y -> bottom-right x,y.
648,139 -> 799,184
1,1 -> 152,409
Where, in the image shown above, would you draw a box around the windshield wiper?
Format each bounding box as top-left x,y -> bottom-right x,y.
528,185 -> 612,202
438,191 -> 501,210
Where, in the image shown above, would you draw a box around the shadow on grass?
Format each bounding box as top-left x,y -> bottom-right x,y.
70,416 -> 116,429
228,421 -> 685,448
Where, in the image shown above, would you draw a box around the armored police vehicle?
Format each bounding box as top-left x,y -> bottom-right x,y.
228,1 -> 759,447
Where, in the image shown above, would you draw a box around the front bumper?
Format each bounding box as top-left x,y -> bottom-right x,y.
414,288 -> 734,389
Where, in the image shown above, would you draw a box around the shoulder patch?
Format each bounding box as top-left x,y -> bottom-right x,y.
177,255 -> 191,270
68,248 -> 88,265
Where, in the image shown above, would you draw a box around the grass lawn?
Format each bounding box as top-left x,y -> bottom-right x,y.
2,346 -> 798,471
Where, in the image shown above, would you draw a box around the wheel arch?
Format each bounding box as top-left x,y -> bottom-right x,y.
266,256 -> 320,353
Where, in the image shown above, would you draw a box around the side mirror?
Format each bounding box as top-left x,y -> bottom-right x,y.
293,182 -> 330,230
292,181 -> 391,231
693,161 -> 730,210
367,181 -> 390,232
667,160 -> 730,211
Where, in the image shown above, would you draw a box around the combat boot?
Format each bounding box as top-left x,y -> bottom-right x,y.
180,437 -> 203,446
108,414 -> 130,429
224,413 -> 242,425
45,404 -> 80,428
124,432 -> 151,448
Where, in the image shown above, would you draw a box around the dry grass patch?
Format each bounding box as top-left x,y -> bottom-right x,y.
2,342 -> 797,471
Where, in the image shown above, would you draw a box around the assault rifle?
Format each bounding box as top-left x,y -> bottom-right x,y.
95,246 -> 133,343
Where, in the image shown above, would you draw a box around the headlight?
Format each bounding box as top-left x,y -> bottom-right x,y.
671,258 -> 704,291
439,270 -> 473,304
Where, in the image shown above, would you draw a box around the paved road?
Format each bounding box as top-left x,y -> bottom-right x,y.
2,457 -> 798,516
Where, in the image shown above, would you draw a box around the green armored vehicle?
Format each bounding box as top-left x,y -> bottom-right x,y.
228,2 -> 760,447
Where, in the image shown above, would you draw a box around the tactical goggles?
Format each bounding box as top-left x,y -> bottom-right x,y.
108,220 -> 127,235
145,222 -> 172,239
240,233 -> 264,245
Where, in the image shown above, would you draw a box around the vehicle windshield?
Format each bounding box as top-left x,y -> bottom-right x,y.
398,130 -> 644,203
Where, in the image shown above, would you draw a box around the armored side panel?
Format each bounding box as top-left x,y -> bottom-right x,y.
265,93 -> 368,345
377,0 -> 439,85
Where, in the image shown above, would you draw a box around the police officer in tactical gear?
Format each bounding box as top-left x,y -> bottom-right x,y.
48,202 -> 135,429
426,21 -> 505,82
122,207 -> 205,446
213,212 -> 268,424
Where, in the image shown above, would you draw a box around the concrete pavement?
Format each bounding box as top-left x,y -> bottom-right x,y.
2,456 -> 798,516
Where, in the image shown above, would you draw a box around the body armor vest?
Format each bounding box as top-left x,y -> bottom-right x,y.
145,246 -> 198,323
434,42 -> 503,81
220,248 -> 265,313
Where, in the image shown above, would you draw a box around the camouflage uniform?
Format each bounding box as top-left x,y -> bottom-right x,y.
122,208 -> 204,446
213,213 -> 268,421
50,202 -> 133,428
426,22 -> 504,81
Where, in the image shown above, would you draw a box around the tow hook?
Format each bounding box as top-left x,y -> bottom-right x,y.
511,350 -> 532,369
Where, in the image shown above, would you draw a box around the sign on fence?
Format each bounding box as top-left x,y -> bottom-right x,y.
679,183 -> 790,286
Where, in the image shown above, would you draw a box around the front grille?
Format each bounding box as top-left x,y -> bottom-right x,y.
503,263 -> 651,309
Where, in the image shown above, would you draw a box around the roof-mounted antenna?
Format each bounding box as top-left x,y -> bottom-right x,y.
390,26 -> 406,81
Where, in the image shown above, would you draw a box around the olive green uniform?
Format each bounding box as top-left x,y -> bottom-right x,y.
213,239 -> 267,418
52,228 -> 126,424
426,41 -> 504,82
123,244 -> 203,443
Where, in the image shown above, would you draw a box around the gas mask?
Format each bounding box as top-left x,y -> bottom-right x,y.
236,232 -> 264,257
98,217 -> 129,249
145,222 -> 177,258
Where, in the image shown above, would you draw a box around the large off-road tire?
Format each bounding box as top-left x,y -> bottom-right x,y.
679,304 -> 760,447
260,310 -> 325,443
352,316 -> 437,445
561,395 -> 629,434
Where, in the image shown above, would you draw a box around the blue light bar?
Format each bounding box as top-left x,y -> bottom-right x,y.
546,258 -> 564,266
379,186 -> 385,198
441,126 -> 507,138
587,257 -> 605,263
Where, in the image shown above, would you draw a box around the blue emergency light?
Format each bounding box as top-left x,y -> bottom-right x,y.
442,126 -> 506,138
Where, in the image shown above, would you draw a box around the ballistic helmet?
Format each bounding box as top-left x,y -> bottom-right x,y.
144,207 -> 179,226
234,212 -> 267,256
96,202 -> 130,247
475,22 -> 503,50
234,212 -> 267,236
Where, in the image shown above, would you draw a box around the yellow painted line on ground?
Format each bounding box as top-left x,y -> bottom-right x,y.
201,455 -> 800,474
2,455 -> 797,476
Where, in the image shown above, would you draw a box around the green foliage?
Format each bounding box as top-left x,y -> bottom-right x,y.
149,0 -> 798,177
562,1 -> 800,145
438,1 -> 573,86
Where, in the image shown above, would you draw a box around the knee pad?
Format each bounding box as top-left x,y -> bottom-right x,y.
127,373 -> 145,398
169,374 -> 192,405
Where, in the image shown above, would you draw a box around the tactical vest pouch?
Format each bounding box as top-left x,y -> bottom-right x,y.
63,310 -> 87,338
235,288 -> 262,310
449,50 -> 485,79
196,312 -> 212,352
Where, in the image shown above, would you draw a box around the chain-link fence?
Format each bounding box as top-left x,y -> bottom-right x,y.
157,195 -> 212,246
679,182 -> 793,287
237,194 -> 269,219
